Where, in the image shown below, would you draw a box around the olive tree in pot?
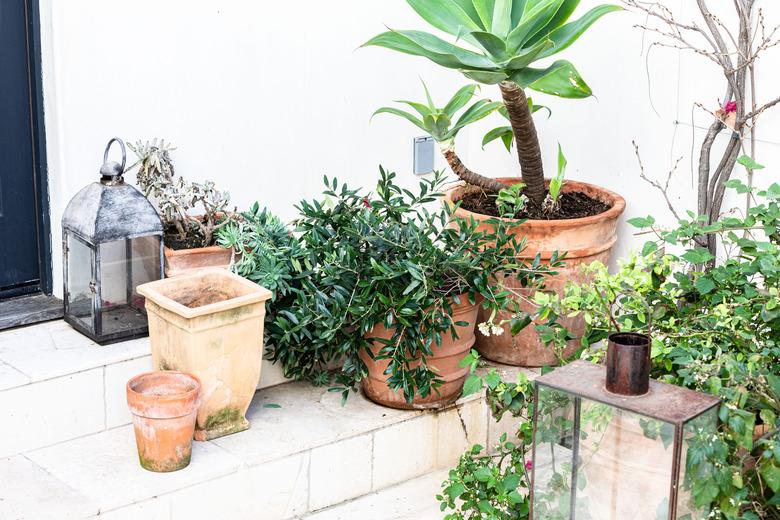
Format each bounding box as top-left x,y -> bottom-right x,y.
365,0 -> 627,366
221,169 -> 555,408
127,139 -> 235,277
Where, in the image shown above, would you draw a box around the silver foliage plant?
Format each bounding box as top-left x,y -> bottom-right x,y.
127,139 -> 234,247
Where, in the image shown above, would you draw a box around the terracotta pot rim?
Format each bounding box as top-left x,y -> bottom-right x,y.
127,370 -> 201,418
444,178 -> 626,227
137,268 -> 272,319
163,244 -> 230,257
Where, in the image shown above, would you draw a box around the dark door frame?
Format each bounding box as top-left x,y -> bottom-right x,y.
16,0 -> 52,296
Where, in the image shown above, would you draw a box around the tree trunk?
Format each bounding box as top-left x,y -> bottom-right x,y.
499,81 -> 546,207
442,149 -> 507,193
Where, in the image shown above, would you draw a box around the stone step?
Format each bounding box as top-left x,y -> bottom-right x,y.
0,320 -> 291,457
302,470 -> 449,520
0,362 -> 526,520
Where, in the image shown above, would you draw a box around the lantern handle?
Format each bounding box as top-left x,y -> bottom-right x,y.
103,138 -> 127,174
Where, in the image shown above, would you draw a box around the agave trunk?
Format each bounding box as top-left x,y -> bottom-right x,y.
442,148 -> 507,193
499,81 -> 546,207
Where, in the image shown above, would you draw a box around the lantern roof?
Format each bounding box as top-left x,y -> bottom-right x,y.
535,361 -> 720,425
62,181 -> 162,243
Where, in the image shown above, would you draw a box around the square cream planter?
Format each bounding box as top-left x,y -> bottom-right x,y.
138,269 -> 272,441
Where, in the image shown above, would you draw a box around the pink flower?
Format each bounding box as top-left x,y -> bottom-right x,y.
722,100 -> 737,114
525,460 -> 533,471
362,197 -> 371,208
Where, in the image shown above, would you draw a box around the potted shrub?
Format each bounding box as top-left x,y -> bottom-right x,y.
137,269 -> 272,440
223,169 -> 552,408
127,139 -> 235,277
365,1 -> 626,366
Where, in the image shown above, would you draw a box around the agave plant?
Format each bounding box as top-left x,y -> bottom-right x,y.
374,83 -> 505,191
365,0 -> 620,211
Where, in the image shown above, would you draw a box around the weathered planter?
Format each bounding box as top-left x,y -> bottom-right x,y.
137,269 -> 272,441
444,178 -> 625,367
126,371 -> 200,472
360,296 -> 477,410
163,245 -> 232,278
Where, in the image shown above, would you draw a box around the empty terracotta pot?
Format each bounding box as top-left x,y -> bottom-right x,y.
444,179 -> 625,367
360,295 -> 477,410
137,269 -> 272,441
126,371 -> 200,473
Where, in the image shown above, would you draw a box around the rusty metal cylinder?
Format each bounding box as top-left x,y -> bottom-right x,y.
606,332 -> 651,396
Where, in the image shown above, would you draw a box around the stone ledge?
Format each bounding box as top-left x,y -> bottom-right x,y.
1,366 -> 530,520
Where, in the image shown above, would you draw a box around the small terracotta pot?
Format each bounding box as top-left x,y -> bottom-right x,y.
138,269 -> 272,441
360,295 -> 477,410
444,179 -> 626,367
164,245 -> 232,278
126,371 -> 200,473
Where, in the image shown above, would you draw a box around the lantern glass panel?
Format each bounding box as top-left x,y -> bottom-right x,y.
97,236 -> 161,337
65,233 -> 94,330
677,407 -> 719,519
533,387 -> 680,520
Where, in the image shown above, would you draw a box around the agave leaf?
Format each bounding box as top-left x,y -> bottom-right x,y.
406,0 -> 483,43
461,68 -> 508,84
506,0 -> 564,51
483,126 -> 515,151
442,84 -> 479,117
451,100 -> 504,133
526,0 -> 580,46
537,4 -> 623,59
453,0 -> 487,28
364,31 -> 477,70
491,0 -> 514,37
473,0 -> 497,30
511,59 -> 591,98
469,31 -> 508,60
388,30 -> 497,69
504,37 -> 554,70
372,107 -> 429,133
510,0 -> 528,27
528,60 -> 591,98
395,100 -> 433,118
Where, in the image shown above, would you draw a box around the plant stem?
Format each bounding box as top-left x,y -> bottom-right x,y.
498,81 -> 546,207
441,148 -> 507,193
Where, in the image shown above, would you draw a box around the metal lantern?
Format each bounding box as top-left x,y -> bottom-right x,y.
62,138 -> 163,344
530,333 -> 720,520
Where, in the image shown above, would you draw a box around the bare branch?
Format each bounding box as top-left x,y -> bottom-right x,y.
633,140 -> 682,221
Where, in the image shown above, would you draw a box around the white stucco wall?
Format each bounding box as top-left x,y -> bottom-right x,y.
38,0 -> 780,297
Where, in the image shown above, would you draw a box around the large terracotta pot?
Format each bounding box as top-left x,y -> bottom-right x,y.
360,296 -> 477,410
126,371 -> 200,473
444,178 -> 626,366
137,269 -> 272,441
163,245 -> 232,278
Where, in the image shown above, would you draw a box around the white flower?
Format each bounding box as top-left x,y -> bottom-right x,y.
491,324 -> 505,336
477,322 -> 492,337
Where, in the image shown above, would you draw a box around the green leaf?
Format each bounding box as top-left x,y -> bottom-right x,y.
372,107 -> 429,134
469,31 -> 508,59
483,126 -> 514,151
627,216 -> 655,228
474,466 -> 493,482
395,100 -> 433,118
504,37 -> 555,70
506,0 -> 565,51
462,374 -> 484,397
473,0 -> 497,30
537,4 -> 622,59
681,248 -> 715,265
442,84 -> 478,117
491,0 -> 514,37
737,155 -> 765,170
695,276 -> 716,295
502,473 -> 522,491
525,59 -> 592,98
762,463 -> 780,493
363,30 -> 494,70
451,100 -> 504,134
446,482 -> 466,501
511,0 -> 529,27
461,69 -> 509,84
549,142 -> 567,201
406,0 -> 483,41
